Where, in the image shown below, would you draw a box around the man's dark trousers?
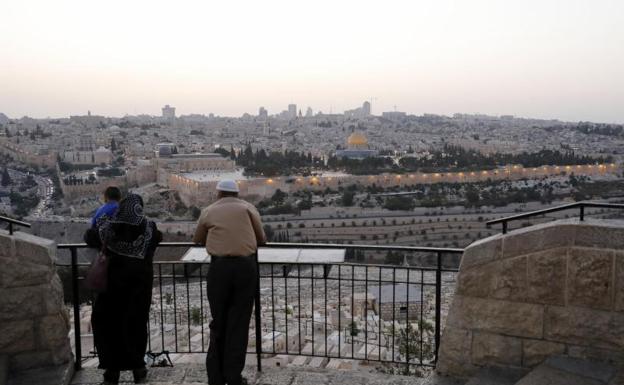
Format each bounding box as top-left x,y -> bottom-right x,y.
206,255 -> 257,385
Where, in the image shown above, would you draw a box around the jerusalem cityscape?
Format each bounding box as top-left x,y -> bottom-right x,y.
1,1 -> 623,385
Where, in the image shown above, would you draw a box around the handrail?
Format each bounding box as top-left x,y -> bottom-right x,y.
486,201 -> 624,234
56,240 -> 463,372
58,241 -> 464,254
0,215 -> 31,235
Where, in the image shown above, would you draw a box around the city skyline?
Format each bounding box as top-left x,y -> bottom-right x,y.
1,0 -> 623,123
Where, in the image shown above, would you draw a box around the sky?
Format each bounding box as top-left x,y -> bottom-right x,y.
1,0 -> 623,123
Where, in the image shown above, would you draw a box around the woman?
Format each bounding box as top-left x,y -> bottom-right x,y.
85,194 -> 162,384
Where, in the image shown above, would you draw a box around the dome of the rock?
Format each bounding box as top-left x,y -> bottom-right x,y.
347,132 -> 368,148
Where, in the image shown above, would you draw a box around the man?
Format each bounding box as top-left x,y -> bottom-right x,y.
91,186 -> 121,227
193,179 -> 266,385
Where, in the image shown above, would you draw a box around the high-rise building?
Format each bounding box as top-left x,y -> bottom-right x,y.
344,101 -> 372,118
288,104 -> 297,119
162,105 -> 176,119
305,107 -> 313,117
258,107 -> 268,120
362,101 -> 371,116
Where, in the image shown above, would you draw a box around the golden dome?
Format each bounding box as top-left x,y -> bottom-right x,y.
347,132 -> 368,148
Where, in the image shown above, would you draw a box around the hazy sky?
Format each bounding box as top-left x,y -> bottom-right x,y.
1,0 -> 623,122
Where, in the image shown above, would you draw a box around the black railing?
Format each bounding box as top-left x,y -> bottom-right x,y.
486,201 -> 624,234
56,242 -> 463,374
0,215 -> 31,235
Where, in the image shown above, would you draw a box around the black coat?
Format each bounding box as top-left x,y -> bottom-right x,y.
84,222 -> 162,370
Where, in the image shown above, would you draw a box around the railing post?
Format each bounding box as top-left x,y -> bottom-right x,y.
70,247 -> 82,371
254,252 -> 262,372
434,251 -> 442,364
580,205 -> 585,221
502,221 -> 508,234
8,222 -> 13,235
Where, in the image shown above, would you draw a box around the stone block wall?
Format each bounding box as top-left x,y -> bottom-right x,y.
437,218 -> 624,378
0,230 -> 72,376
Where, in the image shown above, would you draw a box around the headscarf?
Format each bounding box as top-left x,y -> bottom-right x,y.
98,194 -> 155,259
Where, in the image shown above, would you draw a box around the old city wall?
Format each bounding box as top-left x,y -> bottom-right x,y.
0,139 -> 57,169
60,164 -> 156,201
0,230 -> 73,382
172,164 -> 618,208
437,218 -> 624,378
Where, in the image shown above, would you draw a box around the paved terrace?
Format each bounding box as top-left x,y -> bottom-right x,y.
68,364 -> 461,385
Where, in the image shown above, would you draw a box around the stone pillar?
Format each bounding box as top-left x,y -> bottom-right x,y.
0,230 -> 73,381
437,219 -> 624,378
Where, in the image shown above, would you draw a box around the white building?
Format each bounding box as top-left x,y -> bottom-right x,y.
288,104 -> 297,119
258,107 -> 268,120
162,105 -> 176,119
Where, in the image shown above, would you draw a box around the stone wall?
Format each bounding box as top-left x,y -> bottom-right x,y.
0,230 -> 72,378
60,164 -> 157,202
437,218 -> 624,378
171,164 -> 618,208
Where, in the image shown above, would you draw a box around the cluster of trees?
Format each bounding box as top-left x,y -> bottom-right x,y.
9,192 -> 40,217
257,189 -> 298,215
399,145 -> 611,172
62,175 -> 98,185
57,159 -> 95,173
3,125 -> 51,140
327,156 -> 396,175
383,195 -> 416,211
464,184 -> 553,207
96,167 -> 124,177
212,143 -> 610,177
224,145 -> 325,176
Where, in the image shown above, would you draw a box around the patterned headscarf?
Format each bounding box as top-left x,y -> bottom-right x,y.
98,194 -> 154,259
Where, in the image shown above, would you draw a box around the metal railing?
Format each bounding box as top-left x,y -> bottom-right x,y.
0,215 -> 31,235
56,242 -> 463,374
486,201 -> 624,234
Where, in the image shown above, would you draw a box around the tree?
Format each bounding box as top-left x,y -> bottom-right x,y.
190,206 -> 201,220
341,190 -> 355,206
190,306 -> 202,326
271,189 -> 287,205
1,167 -> 11,187
349,321 -> 359,337
397,321 -> 434,371
383,196 -> 415,211
263,224 -> 274,241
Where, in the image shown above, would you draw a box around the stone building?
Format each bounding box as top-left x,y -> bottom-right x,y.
367,285 -> 423,322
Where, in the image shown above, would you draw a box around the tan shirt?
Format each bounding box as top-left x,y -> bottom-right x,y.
192,197 -> 267,257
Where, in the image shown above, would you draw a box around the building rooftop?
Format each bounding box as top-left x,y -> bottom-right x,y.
368,284 -> 423,303
182,169 -> 249,182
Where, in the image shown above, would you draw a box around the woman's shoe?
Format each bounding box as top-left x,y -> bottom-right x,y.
103,369 -> 120,384
133,367 -> 148,384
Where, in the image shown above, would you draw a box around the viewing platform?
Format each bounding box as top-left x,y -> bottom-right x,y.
2,202 -> 624,384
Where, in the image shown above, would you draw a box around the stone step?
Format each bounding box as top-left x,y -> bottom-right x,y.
514,356 -> 619,385
464,366 -> 527,385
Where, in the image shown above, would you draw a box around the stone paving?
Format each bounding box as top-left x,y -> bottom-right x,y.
70,364 -> 464,385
